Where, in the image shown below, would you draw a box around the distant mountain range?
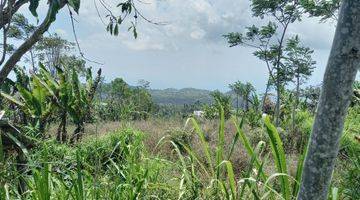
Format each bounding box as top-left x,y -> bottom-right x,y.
149,88 -> 214,105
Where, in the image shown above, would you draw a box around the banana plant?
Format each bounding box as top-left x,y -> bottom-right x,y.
69,68 -> 102,143
0,73 -> 54,135
0,68 -> 29,120
35,63 -> 72,142
33,64 -> 101,143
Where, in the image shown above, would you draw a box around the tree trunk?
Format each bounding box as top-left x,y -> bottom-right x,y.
298,1 -> 360,199
0,0 -> 28,29
236,94 -> 239,116
56,112 -> 67,143
70,122 -> 84,144
275,82 -> 281,126
245,94 -> 249,112
262,79 -> 271,112
29,48 -> 36,72
292,75 -> 300,132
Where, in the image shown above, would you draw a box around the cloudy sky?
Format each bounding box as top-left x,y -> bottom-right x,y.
21,0 -> 339,91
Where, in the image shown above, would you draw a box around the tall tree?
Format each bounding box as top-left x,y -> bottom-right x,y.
299,0 -> 360,199
225,23 -> 277,114
242,82 -> 256,111
7,13 -> 37,70
35,33 -> 74,75
229,81 -> 242,115
229,81 -> 256,113
284,35 -> 316,130
301,85 -> 321,113
225,0 -> 303,125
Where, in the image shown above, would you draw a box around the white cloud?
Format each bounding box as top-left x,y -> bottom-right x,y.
122,36 -> 165,51
43,0 -> 338,90
74,0 -> 251,51
190,29 -> 206,39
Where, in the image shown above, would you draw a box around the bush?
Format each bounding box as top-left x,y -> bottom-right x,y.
341,106 -> 360,156
341,150 -> 360,199
168,128 -> 193,153
203,104 -> 218,119
5,128 -> 177,199
30,128 -> 145,174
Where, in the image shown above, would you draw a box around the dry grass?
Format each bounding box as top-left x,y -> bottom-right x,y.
46,117 -> 299,177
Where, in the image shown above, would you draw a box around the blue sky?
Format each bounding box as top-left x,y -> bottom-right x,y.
19,0 -> 340,92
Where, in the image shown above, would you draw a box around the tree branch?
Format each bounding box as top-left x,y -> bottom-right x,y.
0,0 -> 27,29
0,0 -> 67,84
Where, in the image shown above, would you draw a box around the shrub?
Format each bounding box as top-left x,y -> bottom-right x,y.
341,106 -> 360,156
341,150 -> 360,199
30,128 -> 144,175
168,128 -> 193,153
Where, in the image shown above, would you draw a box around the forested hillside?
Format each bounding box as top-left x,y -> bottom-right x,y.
150,88 -> 213,105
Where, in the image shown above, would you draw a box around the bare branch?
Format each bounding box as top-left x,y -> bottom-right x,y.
68,5 -> 104,65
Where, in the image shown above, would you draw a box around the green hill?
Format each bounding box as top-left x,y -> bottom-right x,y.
149,88 -> 213,105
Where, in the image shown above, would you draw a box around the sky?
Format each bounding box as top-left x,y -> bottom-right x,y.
19,0 -> 340,92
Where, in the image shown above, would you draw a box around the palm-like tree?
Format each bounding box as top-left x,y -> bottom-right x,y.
229,81 -> 242,115
229,81 -> 255,113
69,68 -> 102,143
36,64 -> 102,143
1,64 -> 102,143
35,63 -> 72,142
0,71 -> 54,134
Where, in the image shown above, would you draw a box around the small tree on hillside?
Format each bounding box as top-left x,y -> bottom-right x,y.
301,85 -> 321,113
110,78 -> 132,101
242,82 -> 256,111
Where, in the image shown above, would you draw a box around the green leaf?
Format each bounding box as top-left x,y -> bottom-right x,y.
186,117 -> 214,175
232,116 -> 267,181
32,75 -> 57,101
263,115 -> 290,200
29,0 -> 40,17
227,118 -> 243,160
68,0 -> 81,14
293,139 -> 308,198
220,161 -> 237,199
48,0 -> 61,23
0,92 -> 25,107
109,23 -> 113,35
3,131 -> 29,157
133,25 -> 138,39
114,24 -> 119,36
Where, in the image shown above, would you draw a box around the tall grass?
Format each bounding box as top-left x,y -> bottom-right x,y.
173,106 -> 308,199
0,112 -> 327,199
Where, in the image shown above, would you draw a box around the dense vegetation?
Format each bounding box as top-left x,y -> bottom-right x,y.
0,0 -> 359,200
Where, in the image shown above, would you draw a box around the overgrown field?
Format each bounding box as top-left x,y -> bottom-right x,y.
1,106 -> 359,199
